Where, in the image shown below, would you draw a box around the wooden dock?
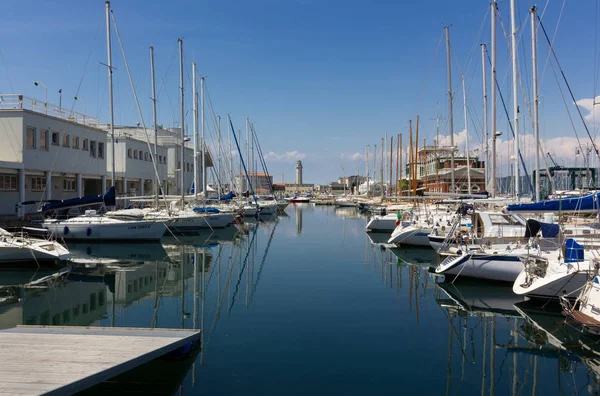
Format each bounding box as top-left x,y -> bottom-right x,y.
0,325 -> 201,395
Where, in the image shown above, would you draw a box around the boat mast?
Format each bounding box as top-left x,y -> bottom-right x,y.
414,116 -> 419,197
462,75 -> 471,193
217,115 -> 222,197
399,133 -> 403,196
389,135 -> 393,198
380,137 -> 384,198
481,44 -> 488,191
365,145 -> 369,195
445,26 -> 455,193
201,77 -> 206,199
373,144 -> 376,195
395,134 -> 400,197
245,117 -> 249,195
105,1 -> 116,191
491,2 -> 498,197
192,62 -> 198,200
409,120 -> 413,203
178,38 -> 185,208
531,5 -> 540,201
510,0 -> 520,199
150,45 -> 159,208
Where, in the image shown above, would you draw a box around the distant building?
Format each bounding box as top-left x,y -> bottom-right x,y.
406,146 -> 485,194
296,160 -> 303,185
338,175 -> 366,194
284,183 -> 314,195
235,173 -> 273,194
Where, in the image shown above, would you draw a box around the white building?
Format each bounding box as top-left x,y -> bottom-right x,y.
235,173 -> 273,193
0,94 -> 107,217
0,93 -> 214,218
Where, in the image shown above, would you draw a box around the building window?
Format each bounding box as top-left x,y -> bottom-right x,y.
139,151 -> 144,161
82,139 -> 88,151
98,142 -> 104,159
39,129 -> 49,150
127,148 -> 132,158
73,136 -> 79,149
63,178 -> 76,192
62,134 -> 70,147
134,150 -> 138,159
0,174 -> 17,191
51,132 -> 59,146
26,127 -> 36,149
159,155 -> 162,163
144,152 -> 149,161
90,141 -> 97,157
31,176 -> 46,191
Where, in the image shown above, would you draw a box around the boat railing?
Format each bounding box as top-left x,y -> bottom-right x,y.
0,94 -> 100,127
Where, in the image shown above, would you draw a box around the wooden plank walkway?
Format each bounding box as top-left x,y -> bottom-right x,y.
0,325 -> 201,395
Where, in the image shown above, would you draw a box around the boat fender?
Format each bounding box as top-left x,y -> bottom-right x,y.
448,247 -> 462,255
63,226 -> 69,235
86,227 -> 92,236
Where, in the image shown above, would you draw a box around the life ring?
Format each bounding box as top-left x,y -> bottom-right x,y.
86,227 -> 92,236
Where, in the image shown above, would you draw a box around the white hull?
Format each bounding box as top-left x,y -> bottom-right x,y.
513,268 -> 591,300
0,241 -> 71,264
388,225 -> 432,247
366,214 -> 397,233
45,217 -> 166,241
436,252 -> 524,282
258,204 -> 278,215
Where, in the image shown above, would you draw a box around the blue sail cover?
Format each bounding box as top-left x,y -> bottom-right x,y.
524,219 -> 560,238
219,191 -> 234,201
40,186 -> 116,212
565,238 -> 585,263
506,192 -> 600,213
193,207 -> 220,214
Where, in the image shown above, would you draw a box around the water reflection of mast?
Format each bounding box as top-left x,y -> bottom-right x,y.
251,220 -> 279,301
229,227 -> 258,315
490,317 -> 496,396
445,312 -> 453,396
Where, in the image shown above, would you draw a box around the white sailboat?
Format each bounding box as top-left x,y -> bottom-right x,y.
43,1 -> 166,242
0,228 -> 70,266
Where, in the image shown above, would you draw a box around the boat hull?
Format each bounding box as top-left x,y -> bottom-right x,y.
167,214 -> 234,232
45,220 -> 166,241
388,226 -> 432,247
436,252 -> 524,282
366,215 -> 397,233
513,269 -> 591,300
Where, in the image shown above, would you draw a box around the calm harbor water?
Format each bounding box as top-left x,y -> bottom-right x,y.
5,204 -> 600,395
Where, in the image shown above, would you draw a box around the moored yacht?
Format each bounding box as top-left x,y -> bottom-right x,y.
0,228 -> 71,266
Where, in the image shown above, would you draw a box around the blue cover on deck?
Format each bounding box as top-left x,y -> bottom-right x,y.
524,219 -> 561,238
506,193 -> 600,213
219,192 -> 235,201
192,207 -> 220,214
40,186 -> 116,212
565,238 -> 584,263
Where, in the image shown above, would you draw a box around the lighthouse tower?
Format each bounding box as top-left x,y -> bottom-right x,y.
296,160 -> 303,185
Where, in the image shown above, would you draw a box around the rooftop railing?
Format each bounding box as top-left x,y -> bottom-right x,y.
0,94 -> 100,127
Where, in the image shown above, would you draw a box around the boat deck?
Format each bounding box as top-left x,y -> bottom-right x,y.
0,325 -> 200,395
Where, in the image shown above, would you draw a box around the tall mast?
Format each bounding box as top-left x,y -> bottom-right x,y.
105,1 -> 115,190
373,144 -> 376,194
150,45 -> 158,207
178,38 -> 185,207
389,136 -> 393,197
395,134 -> 400,196
201,77 -> 206,198
462,75 -> 472,193
445,26 -> 455,193
217,115 -> 222,197
510,0 -> 520,199
245,117 -> 249,194
409,120 -> 413,204
531,5 -> 540,201
380,137 -> 384,198
192,62 -> 198,200
481,44 -> 488,191
399,134 -> 403,196
415,116 -> 419,197
491,2 -> 498,197
365,145 -> 369,195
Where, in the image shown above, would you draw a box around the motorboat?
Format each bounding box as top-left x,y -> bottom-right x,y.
388,207 -> 456,247
288,196 -> 310,203
0,228 -> 71,266
561,272 -> 600,335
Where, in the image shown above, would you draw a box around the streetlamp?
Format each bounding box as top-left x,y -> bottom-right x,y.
74,96 -> 86,124
33,81 -> 47,114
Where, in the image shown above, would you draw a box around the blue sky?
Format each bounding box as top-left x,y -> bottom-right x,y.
2,0 -> 600,185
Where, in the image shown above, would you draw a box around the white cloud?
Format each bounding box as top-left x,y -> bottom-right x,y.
263,150 -> 306,163
575,96 -> 600,123
340,152 -> 364,161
